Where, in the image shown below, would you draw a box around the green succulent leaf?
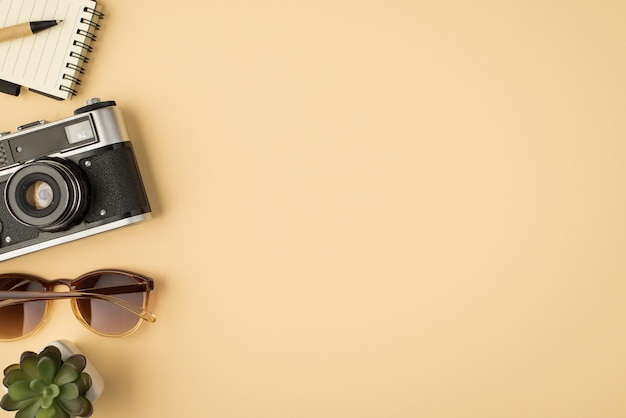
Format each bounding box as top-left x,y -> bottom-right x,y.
3,363 -> 20,378
74,374 -> 92,394
0,393 -> 38,411
57,395 -> 92,417
4,368 -> 31,387
52,364 -> 79,387
37,358 -> 58,385
58,383 -> 78,401
14,398 -> 42,418
19,352 -> 39,380
41,385 -> 60,409
28,379 -> 47,394
35,403 -> 69,418
40,396 -> 54,410
8,381 -> 39,401
61,355 -> 86,374
37,347 -> 62,371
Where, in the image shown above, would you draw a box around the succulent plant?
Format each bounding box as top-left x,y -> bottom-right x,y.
0,345 -> 93,418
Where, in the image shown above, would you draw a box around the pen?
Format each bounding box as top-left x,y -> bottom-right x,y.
0,20 -> 62,43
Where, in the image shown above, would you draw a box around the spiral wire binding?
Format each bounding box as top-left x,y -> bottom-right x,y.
66,63 -> 86,75
62,74 -> 82,85
70,51 -> 90,63
72,40 -> 94,53
84,7 -> 105,19
58,7 -> 105,97
76,29 -> 98,41
80,18 -> 101,30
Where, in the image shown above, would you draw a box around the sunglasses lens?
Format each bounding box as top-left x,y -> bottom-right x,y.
0,278 -> 47,340
73,272 -> 148,336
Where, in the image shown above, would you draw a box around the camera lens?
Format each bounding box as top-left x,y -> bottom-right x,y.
5,159 -> 89,231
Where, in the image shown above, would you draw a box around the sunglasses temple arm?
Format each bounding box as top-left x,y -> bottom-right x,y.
0,291 -> 156,323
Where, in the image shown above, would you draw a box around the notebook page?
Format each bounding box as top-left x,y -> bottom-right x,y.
0,0 -> 97,99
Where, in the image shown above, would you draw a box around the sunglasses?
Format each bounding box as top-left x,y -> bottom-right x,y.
0,269 -> 156,340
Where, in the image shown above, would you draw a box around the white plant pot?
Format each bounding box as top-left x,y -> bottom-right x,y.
47,340 -> 104,405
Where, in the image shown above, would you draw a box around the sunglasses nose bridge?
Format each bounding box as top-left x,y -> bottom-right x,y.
51,278 -> 74,291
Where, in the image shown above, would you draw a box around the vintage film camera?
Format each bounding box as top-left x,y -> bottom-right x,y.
0,98 -> 151,261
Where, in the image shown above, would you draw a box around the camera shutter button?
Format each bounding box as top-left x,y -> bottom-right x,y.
74,98 -> 116,115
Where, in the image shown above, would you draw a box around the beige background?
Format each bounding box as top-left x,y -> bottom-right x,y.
1,0 -> 626,416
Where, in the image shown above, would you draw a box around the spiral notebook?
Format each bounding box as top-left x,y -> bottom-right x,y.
0,0 -> 103,100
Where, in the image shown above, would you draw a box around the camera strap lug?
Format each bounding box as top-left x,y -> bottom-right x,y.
17,120 -> 45,131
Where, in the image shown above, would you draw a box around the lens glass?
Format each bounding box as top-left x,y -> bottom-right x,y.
25,180 -> 54,210
73,272 -> 146,336
0,277 -> 47,340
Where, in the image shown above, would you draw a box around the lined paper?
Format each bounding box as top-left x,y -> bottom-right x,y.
0,0 -> 100,99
